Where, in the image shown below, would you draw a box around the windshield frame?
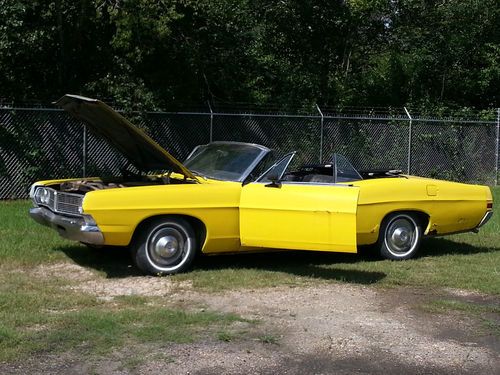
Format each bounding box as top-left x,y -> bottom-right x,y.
184,141 -> 271,182
256,151 -> 296,182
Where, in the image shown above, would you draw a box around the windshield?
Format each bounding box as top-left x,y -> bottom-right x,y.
184,143 -> 267,181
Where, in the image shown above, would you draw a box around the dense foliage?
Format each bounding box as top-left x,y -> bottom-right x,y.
0,0 -> 498,110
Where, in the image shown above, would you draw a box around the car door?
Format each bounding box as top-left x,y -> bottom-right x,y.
239,154 -> 359,252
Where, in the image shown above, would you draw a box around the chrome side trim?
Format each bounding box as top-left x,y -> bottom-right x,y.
29,207 -> 104,245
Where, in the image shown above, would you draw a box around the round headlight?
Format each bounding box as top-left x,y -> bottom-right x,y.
34,187 -> 43,202
40,188 -> 50,204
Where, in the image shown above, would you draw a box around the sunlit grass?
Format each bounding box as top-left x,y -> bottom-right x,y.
0,202 -> 250,361
0,200 -> 73,265
422,299 -> 500,335
0,269 -> 248,362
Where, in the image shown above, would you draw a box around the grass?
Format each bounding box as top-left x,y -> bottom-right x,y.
217,330 -> 234,342
0,202 -> 250,361
422,299 -> 500,336
0,188 -> 499,361
0,200 -> 73,265
258,334 -> 279,345
0,268 -> 247,362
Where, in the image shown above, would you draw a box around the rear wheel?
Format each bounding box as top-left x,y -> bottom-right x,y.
131,217 -> 197,275
378,212 -> 422,260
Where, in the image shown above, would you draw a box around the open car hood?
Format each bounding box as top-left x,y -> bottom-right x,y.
56,94 -> 196,179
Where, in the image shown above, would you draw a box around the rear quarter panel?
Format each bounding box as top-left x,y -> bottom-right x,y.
352,177 -> 489,245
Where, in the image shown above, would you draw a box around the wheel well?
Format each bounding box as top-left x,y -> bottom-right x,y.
131,214 -> 207,250
380,210 -> 430,235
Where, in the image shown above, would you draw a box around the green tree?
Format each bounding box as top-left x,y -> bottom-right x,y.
0,0 -> 498,109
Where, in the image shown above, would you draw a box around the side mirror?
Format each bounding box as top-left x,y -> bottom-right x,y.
265,174 -> 282,188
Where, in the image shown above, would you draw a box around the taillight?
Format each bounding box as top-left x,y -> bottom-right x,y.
487,202 -> 493,210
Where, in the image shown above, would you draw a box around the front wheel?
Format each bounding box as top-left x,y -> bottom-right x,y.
378,212 -> 422,260
131,217 -> 197,275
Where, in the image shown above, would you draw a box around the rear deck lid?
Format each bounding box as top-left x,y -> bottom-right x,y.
56,94 -> 196,179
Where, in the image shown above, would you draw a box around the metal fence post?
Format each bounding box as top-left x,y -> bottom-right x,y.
316,104 -> 324,163
496,108 -> 500,185
404,107 -> 412,175
82,125 -> 87,177
207,100 -> 213,142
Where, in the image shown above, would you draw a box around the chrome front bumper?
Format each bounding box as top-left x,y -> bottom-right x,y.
29,207 -> 104,245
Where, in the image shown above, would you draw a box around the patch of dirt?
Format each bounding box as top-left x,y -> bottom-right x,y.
35,263 -> 96,281
443,288 -> 489,299
160,285 -> 499,374
4,263 -> 499,374
68,277 -> 192,299
443,287 -> 500,309
35,262 -> 192,297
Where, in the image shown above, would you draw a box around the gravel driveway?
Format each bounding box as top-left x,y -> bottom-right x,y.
3,264 -> 498,375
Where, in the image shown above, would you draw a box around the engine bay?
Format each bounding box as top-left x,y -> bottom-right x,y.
55,173 -> 194,195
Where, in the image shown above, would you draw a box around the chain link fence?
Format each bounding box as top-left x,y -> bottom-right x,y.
1,106 -> 499,199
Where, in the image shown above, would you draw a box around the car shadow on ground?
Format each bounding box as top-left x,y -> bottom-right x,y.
55,236 -> 496,282
55,244 -> 386,284
421,236 -> 499,256
196,251 -> 387,285
56,244 -> 387,283
54,245 -> 142,278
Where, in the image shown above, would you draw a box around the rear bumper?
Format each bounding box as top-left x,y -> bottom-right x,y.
29,207 -> 104,245
474,210 -> 493,231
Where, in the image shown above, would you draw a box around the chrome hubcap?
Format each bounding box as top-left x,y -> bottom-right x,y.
148,227 -> 185,267
154,235 -> 179,258
391,228 -> 409,247
385,217 -> 417,255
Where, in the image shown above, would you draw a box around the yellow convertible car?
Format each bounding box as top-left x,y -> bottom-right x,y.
29,95 -> 494,275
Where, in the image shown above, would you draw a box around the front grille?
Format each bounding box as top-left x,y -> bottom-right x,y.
34,187 -> 83,216
55,193 -> 83,215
